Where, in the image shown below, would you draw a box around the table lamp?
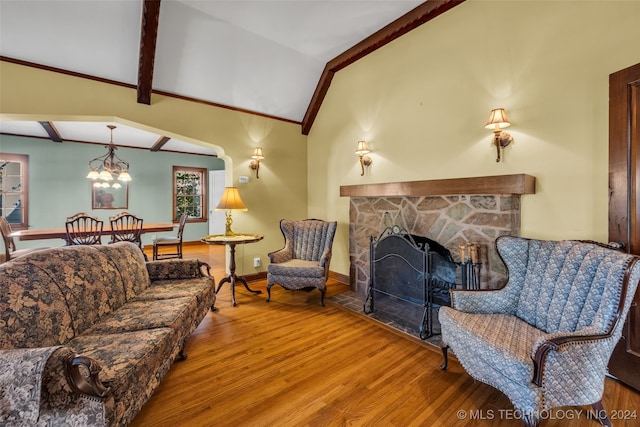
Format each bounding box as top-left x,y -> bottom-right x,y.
215,187 -> 247,236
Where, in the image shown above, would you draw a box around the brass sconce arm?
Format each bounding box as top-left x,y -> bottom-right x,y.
359,154 -> 372,176
355,140 -> 372,176
249,147 -> 264,179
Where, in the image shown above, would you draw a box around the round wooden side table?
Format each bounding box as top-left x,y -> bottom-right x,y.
201,233 -> 264,307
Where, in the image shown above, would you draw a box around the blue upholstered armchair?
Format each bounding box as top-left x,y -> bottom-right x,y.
439,236 -> 640,427
266,219 -> 337,306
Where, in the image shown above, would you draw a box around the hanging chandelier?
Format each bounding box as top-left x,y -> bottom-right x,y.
86,125 -> 131,188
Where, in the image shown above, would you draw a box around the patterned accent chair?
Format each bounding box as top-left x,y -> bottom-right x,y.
266,219 -> 337,306
439,236 -> 640,427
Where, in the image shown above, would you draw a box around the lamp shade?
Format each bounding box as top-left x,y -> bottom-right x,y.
215,187 -> 248,211
485,108 -> 511,130
251,147 -> 265,160
355,140 -> 370,155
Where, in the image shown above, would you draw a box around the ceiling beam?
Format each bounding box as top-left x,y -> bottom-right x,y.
301,0 -> 466,135
38,121 -> 63,142
150,136 -> 170,151
137,0 -> 161,105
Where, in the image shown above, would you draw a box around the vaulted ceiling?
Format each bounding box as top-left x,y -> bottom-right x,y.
0,0 -> 463,153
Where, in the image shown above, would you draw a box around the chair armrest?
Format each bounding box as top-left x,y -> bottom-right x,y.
146,259 -> 210,280
531,326 -> 613,387
319,249 -> 332,268
268,248 -> 293,264
449,286 -> 519,314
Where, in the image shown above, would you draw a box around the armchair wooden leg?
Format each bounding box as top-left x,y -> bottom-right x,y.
266,285 -> 272,302
320,289 -> 326,306
439,341 -> 449,370
591,400 -> 612,426
522,414 -> 539,427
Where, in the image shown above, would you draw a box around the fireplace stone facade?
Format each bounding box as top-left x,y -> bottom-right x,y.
349,194 -> 522,296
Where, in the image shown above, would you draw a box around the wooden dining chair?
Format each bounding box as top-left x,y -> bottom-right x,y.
65,212 -> 103,245
152,213 -> 187,260
0,216 -> 47,263
109,211 -> 143,248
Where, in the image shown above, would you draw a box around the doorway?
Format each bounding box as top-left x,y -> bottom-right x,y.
608,61 -> 640,391
209,170 -> 226,235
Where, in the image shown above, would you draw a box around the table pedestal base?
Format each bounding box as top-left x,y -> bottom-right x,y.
214,243 -> 262,306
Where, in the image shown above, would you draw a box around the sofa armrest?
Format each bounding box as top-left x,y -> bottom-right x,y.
531,326 -> 613,387
0,346 -> 88,424
449,287 -> 519,314
66,355 -> 111,400
146,259 -> 210,280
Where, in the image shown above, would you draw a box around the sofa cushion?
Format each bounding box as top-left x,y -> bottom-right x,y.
0,261 -> 75,348
16,246 -> 130,337
95,242 -> 151,299
82,297 -> 199,338
439,308 -> 545,385
68,328 -> 175,404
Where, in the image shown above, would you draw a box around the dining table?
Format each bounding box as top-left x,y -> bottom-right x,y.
10,222 -> 177,241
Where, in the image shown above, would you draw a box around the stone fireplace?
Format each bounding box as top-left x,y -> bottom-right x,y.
340,174 -> 536,297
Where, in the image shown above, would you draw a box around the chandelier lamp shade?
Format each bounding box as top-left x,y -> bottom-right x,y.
86,125 -> 132,187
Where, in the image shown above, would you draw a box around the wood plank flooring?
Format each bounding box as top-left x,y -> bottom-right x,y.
133,244 -> 640,426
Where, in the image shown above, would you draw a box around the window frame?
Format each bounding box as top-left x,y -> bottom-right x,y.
0,153 -> 29,230
172,166 -> 208,223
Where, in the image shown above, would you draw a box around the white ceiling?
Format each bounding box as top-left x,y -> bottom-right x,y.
0,0 -> 423,118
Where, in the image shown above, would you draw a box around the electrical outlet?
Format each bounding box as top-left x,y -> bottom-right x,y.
253,257 -> 261,267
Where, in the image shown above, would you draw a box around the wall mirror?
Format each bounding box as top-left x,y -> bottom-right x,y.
92,184 -> 128,209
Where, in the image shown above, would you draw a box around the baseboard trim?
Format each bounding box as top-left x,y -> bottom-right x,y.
329,271 -> 350,285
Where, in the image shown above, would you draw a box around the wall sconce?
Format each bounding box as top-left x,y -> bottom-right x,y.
355,141 -> 373,176
485,108 -> 514,162
249,147 -> 264,179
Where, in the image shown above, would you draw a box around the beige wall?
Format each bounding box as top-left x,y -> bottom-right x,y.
0,61 -> 308,275
308,0 -> 640,275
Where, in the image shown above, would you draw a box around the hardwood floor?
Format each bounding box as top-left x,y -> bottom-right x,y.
133,244 -> 640,426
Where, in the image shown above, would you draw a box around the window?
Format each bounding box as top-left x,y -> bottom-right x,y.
0,153 -> 29,230
173,166 -> 207,222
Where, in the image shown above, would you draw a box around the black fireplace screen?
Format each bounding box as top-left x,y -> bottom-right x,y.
363,226 -> 458,339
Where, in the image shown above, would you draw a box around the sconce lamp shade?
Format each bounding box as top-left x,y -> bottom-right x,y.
215,187 -> 247,211
251,147 -> 265,160
485,108 -> 511,130
355,140 -> 370,155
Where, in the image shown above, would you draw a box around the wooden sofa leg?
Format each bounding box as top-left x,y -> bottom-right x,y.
266,285 -> 272,302
177,344 -> 188,361
439,341 -> 449,370
591,400 -> 612,426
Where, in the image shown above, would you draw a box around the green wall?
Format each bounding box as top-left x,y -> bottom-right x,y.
0,134 -> 224,247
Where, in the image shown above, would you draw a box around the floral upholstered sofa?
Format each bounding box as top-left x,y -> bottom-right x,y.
0,242 -> 216,426
439,237 -> 640,427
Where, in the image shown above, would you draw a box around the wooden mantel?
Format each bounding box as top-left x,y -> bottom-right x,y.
340,174 -> 536,197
